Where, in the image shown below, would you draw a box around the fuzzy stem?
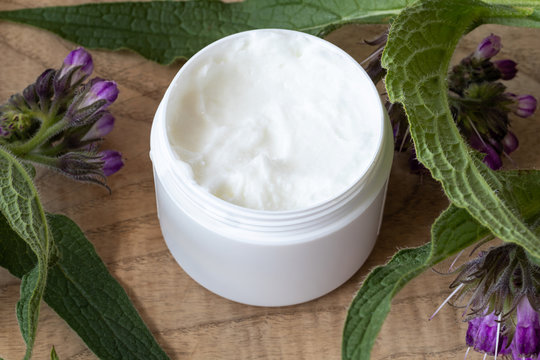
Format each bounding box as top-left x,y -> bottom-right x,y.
8,117 -> 67,156
21,152 -> 57,168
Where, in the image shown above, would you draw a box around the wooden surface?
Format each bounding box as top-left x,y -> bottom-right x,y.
1,1 -> 540,359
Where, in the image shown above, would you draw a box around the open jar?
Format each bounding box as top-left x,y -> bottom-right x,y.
150,29 -> 393,306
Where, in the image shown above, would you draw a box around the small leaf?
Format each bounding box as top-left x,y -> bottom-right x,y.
0,213 -> 170,360
0,0 -> 415,64
382,0 -> 540,261
0,147 -> 51,359
50,346 -> 59,360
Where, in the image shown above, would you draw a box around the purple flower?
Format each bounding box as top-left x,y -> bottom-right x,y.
508,94 -> 537,118
468,134 -> 503,170
502,131 -> 519,154
82,112 -> 115,141
35,69 -> 56,101
512,297 -> 540,358
493,59 -> 518,80
100,150 -> 124,176
466,312 -> 510,355
80,78 -> 119,110
482,144 -> 503,170
474,34 -> 501,60
58,47 -> 94,84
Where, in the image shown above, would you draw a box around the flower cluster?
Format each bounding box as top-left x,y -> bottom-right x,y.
448,34 -> 536,170
0,48 -> 123,187
364,33 -> 537,171
433,244 -> 540,359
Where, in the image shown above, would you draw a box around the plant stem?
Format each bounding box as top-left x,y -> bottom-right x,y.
8,118 -> 66,156
21,152 -> 57,168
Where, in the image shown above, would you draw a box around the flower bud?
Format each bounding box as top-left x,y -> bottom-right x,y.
493,59 -> 517,80
22,83 -> 38,107
79,78 -> 119,111
35,69 -> 56,103
59,47 -> 94,84
82,112 -> 115,141
501,131 -> 519,153
100,150 -> 124,176
474,34 -> 501,60
511,94 -> 537,118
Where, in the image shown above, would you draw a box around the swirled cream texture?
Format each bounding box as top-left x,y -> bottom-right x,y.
167,30 -> 383,211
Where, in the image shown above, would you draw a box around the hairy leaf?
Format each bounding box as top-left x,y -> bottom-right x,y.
0,214 -> 169,360
0,0 -> 416,64
342,169 -> 540,360
0,147 -> 51,359
342,204 -> 489,360
382,0 -> 540,261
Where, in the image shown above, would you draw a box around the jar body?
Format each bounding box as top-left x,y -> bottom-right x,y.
154,171 -> 388,306
150,29 -> 393,306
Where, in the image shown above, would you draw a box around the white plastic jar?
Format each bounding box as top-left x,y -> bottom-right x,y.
150,29 -> 393,306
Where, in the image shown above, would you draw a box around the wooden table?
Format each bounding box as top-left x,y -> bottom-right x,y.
1,1 -> 539,359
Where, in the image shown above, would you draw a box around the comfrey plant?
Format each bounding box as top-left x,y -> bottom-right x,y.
0,46 -> 169,360
372,34 -> 537,171
0,47 -> 123,187
361,29 -> 540,360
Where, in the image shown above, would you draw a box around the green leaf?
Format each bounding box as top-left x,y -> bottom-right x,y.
0,0 -> 415,64
50,346 -> 59,360
342,170 -> 540,360
342,203 -> 490,360
0,213 -> 170,360
0,147 -> 51,359
483,0 -> 540,27
382,0 -> 540,261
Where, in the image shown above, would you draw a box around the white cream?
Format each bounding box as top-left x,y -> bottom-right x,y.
166,30 -> 382,211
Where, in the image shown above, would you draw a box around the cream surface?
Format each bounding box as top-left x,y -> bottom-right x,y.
167,30 -> 382,211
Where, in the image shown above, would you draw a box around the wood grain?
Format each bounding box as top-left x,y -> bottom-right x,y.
0,1 -> 539,359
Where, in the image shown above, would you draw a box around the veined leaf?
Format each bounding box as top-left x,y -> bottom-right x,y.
0,147 -> 51,359
0,214 -> 169,360
342,204 -> 489,360
343,169 -> 540,360
0,0 -> 416,64
382,0 -> 540,261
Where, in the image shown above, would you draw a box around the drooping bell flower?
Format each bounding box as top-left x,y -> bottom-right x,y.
431,244 -> 540,360
512,297 -> 540,358
465,312 -> 511,356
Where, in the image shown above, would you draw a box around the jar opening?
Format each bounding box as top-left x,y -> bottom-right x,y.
162,29 -> 385,213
